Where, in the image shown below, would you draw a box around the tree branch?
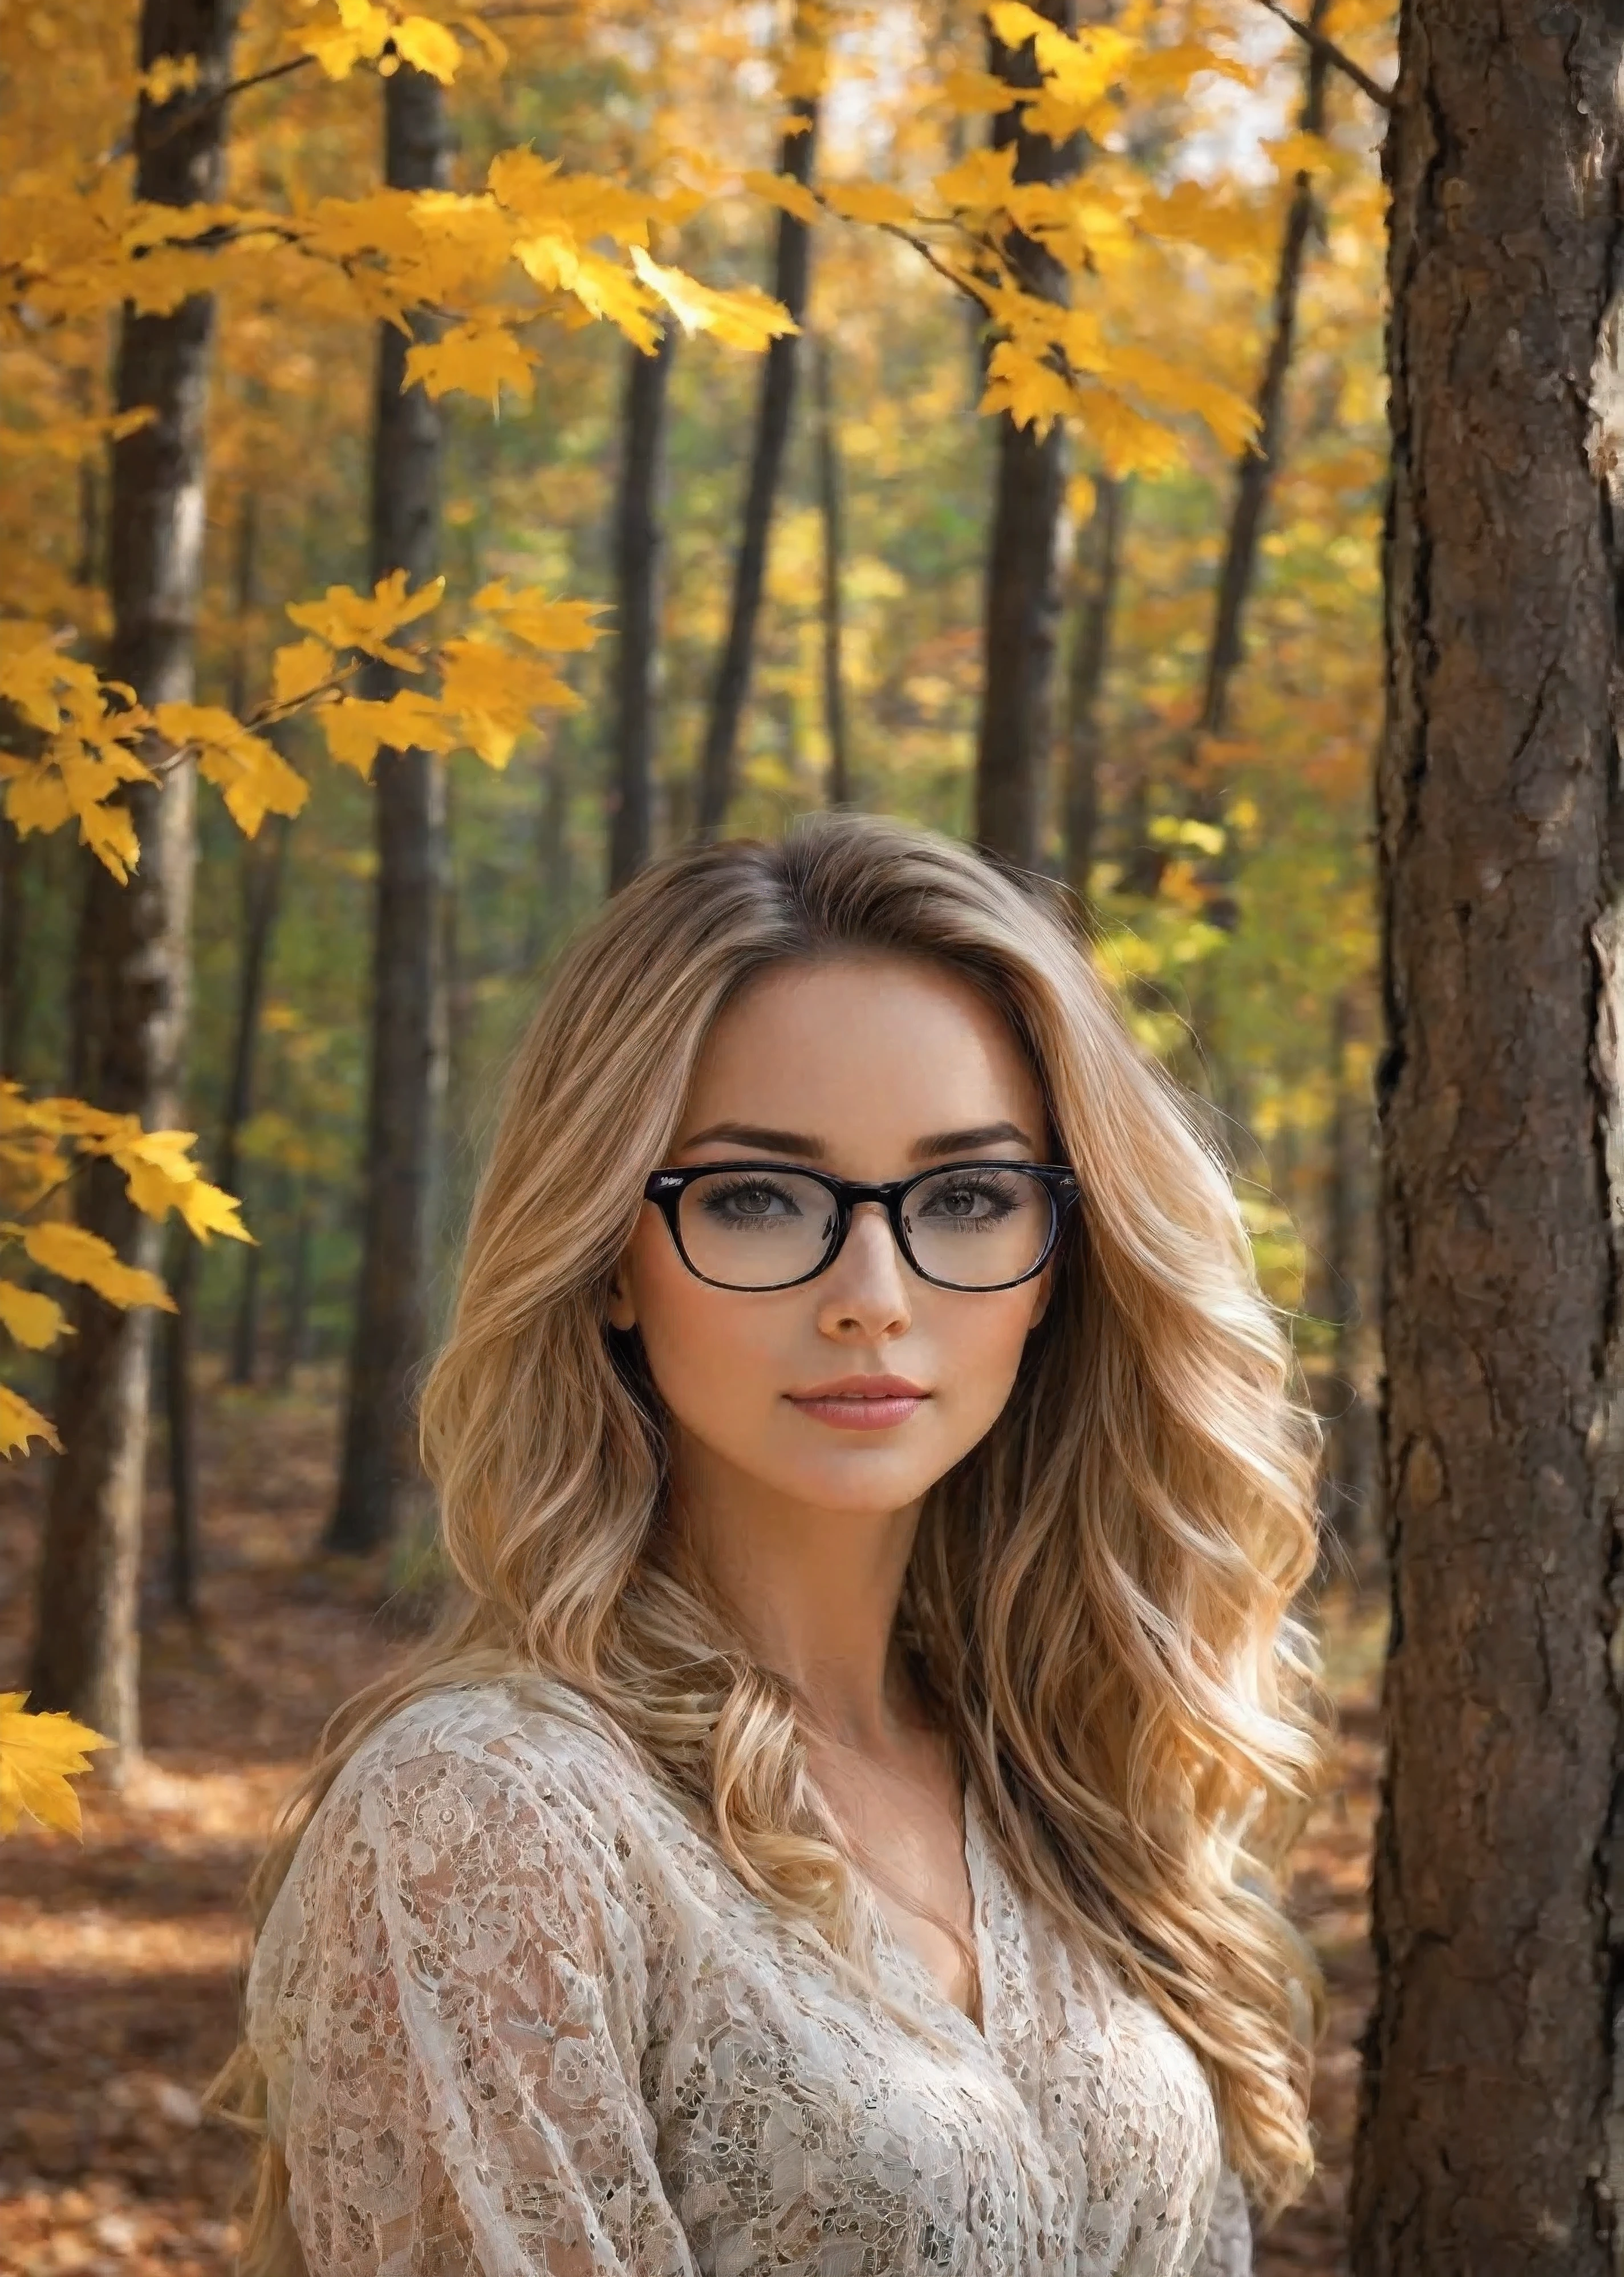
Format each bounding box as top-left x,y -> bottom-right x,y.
1250,0 -> 1393,109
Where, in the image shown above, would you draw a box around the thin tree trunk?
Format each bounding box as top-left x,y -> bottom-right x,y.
608,325 -> 673,890
973,0 -> 1079,870
27,0 -> 237,1767
1180,0 -> 1331,925
225,818 -> 287,1384
1061,472 -> 1126,906
164,488 -> 263,1609
813,335 -> 852,808
0,823 -> 25,1080
695,93 -> 819,836
1349,6 -> 1624,2269
277,1178 -> 311,1389
1304,987 -> 1375,1549
325,60 -> 450,1557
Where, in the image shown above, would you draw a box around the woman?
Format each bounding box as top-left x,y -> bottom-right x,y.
225,815 -> 1322,2277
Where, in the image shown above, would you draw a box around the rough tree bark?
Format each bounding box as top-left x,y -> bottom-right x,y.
1061,471 -> 1126,906
223,816 -> 286,1384
27,0 -> 238,1763
694,94 -> 818,836
973,0 -> 1079,871
607,323 -> 673,890
325,59 -> 449,1555
1349,5 -> 1624,2270
813,335 -> 851,808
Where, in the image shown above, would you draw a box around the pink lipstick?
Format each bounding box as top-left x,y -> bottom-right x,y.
785,1374 -> 929,1430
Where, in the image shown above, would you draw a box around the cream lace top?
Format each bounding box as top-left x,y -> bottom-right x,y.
246,1681 -> 1254,2277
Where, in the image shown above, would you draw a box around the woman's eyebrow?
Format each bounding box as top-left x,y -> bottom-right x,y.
681,1120 -> 826,1156
913,1122 -> 1037,1159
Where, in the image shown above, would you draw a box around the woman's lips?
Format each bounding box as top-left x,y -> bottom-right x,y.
785,1377 -> 929,1431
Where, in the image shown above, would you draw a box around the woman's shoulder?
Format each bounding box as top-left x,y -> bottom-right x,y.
316,1672 -> 686,1885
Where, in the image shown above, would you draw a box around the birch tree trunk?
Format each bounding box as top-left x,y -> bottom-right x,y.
1350,5 -> 1624,2267
608,324 -> 673,890
695,96 -> 818,836
973,0 -> 1078,871
27,0 -> 238,1764
326,59 -> 449,1556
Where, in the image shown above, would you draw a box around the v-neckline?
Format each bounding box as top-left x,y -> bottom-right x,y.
868,1780 -> 994,2046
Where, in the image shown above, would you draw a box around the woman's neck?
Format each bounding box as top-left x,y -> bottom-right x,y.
669,1430 -> 926,1752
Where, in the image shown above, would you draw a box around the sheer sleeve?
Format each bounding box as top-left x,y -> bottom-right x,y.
248,1701 -> 699,2277
1188,2165 -> 1253,2277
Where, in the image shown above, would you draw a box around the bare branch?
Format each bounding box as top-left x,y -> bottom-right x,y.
1251,0 -> 1394,109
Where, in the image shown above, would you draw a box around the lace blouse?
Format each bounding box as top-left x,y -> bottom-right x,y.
246,1681 -> 1254,2277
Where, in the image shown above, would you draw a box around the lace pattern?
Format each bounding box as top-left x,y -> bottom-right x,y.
246,1683 -> 1252,2276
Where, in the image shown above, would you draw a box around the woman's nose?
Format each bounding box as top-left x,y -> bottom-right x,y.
814,1201 -> 913,1340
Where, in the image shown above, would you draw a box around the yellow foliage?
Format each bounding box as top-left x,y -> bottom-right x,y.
13,1222 -> 173,1312
744,171 -> 823,229
821,181 -> 917,228
0,1386 -> 58,1458
285,570 -> 444,668
0,1694 -> 111,1837
0,1281 -> 67,1351
152,704 -> 309,837
628,248 -> 800,353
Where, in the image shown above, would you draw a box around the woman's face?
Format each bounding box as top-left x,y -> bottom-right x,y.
608,952 -> 1057,1521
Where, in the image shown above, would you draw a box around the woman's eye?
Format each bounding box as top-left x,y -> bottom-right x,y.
921,1176 -> 1017,1223
701,1180 -> 801,1222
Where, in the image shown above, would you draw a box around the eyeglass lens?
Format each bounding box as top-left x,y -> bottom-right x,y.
675,1166 -> 1054,1291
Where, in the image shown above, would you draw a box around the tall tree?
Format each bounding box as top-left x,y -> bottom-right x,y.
813,335 -> 851,808
27,0 -> 239,1763
325,59 -> 450,1556
1060,471 -> 1126,906
695,50 -> 820,836
607,323 -> 673,890
1350,6 -> 1624,2270
1182,0 -> 1331,926
973,0 -> 1079,870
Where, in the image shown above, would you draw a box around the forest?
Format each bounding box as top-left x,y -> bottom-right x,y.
1,0 -> 1616,2272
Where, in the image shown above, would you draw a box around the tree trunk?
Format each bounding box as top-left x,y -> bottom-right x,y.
608,324 -> 673,890
695,96 -> 818,836
1179,0 -> 1330,925
1304,987 -> 1375,1550
27,0 -> 238,1767
812,335 -> 852,808
325,60 -> 449,1557
224,816 -> 286,1383
1349,6 -> 1624,2270
973,0 -> 1079,871
277,1178 -> 312,1389
1061,471 -> 1126,906
165,489 -> 267,1604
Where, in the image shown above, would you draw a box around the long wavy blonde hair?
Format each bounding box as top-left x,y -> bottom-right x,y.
214,813 -> 1323,2259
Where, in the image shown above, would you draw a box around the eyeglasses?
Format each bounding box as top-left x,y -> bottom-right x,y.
642,1160 -> 1079,1294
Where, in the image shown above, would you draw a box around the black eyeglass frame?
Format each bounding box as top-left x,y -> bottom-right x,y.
642,1160 -> 1081,1294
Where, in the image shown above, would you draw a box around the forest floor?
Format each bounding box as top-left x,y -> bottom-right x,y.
0,1383 -> 1383,2277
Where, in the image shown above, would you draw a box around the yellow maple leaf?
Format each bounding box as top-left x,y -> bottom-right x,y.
405,320 -> 538,407
743,171 -> 823,229
821,181 -> 916,228
271,638 -> 336,708
389,14 -> 461,80
473,584 -> 604,652
627,248 -> 798,352
0,1280 -> 67,1352
103,1128 -> 251,1243
0,1385 -> 59,1459
299,0 -> 392,78
437,637 -> 579,767
153,704 -> 308,838
285,572 -> 444,669
0,1695 -> 112,1837
320,690 -> 460,778
16,1222 -> 174,1311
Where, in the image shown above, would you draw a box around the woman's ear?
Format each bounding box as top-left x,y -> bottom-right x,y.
606,1255 -> 637,1332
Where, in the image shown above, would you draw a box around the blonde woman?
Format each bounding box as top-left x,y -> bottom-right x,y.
226,815 -> 1322,2277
